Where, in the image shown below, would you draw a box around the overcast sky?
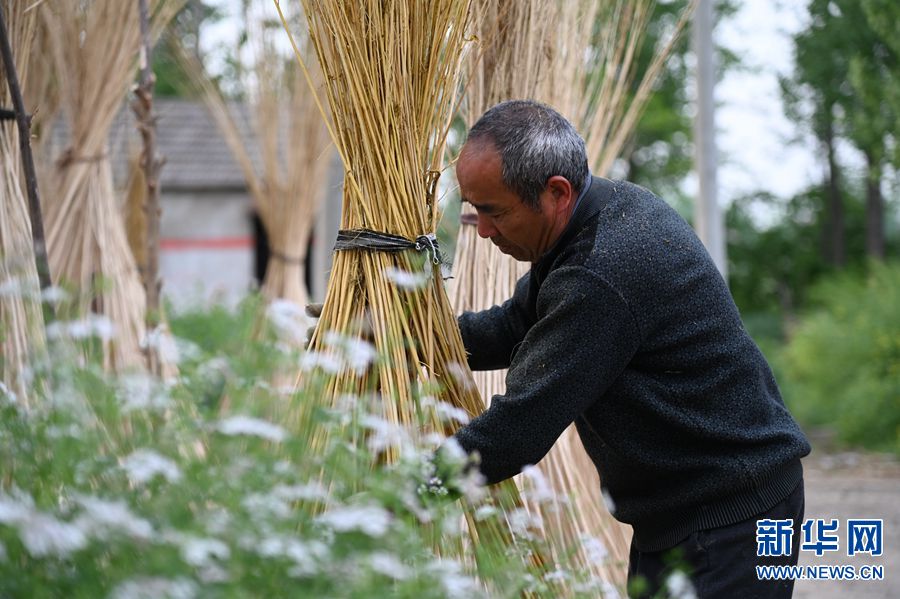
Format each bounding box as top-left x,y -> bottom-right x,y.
203,0 -> 822,209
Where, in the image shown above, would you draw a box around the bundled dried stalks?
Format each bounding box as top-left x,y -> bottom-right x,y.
449,0 -> 697,585
1,0 -> 42,403
39,0 -> 182,371
179,1 -> 331,312
275,0 -> 566,581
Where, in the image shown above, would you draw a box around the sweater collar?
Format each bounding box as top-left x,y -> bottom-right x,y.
534,174 -> 612,267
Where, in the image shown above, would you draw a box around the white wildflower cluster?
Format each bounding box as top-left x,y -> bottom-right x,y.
665,570 -> 698,599
117,374 -> 172,413
109,577 -> 198,599
426,559 -> 482,599
0,276 -> 39,299
301,332 -> 377,376
507,507 -> 543,541
254,535 -> 329,577
0,380 -> 17,407
579,533 -> 609,563
141,325 -> 197,365
519,465 -> 557,504
361,414 -> 410,453
0,489 -> 154,559
366,551 -> 411,581
216,415 -> 287,443
316,504 -> 392,538
382,266 -> 431,290
419,395 -> 470,425
46,314 -> 116,342
266,299 -> 315,345
121,449 -> 182,486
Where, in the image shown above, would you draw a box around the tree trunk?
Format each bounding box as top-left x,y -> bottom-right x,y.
823,117 -> 845,267
864,149 -> 885,260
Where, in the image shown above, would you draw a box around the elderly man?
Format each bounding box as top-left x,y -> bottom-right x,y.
451,100 -> 811,598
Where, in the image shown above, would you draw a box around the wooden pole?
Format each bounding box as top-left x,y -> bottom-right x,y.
0,2 -> 52,292
131,0 -> 164,373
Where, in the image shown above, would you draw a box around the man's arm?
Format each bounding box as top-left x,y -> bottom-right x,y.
453,265 -> 642,484
457,272 -> 533,371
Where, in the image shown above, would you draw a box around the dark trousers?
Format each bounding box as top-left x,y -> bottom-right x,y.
627,480 -> 805,598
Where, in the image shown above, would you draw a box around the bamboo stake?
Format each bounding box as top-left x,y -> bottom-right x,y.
0,0 -> 45,407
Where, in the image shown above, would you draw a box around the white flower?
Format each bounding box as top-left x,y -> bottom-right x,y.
140,326 -> 183,365
0,277 -> 38,299
75,495 -> 154,541
216,416 -> 287,442
40,285 -> 70,305
180,536 -> 230,568
601,489 -> 616,515
49,314 -> 117,341
122,449 -> 182,485
368,552 -> 411,580
508,508 -> 542,540
118,374 -> 171,412
520,465 -> 556,503
427,559 -> 481,599
0,488 -> 34,524
109,577 -> 198,599
316,505 -> 392,537
266,299 -> 314,345
543,568 -> 571,582
474,505 -> 499,521
242,493 -> 291,520
421,396 -> 471,425
361,414 -> 410,452
445,361 -> 476,390
0,380 -> 18,407
383,266 -> 430,290
19,512 -> 88,557
256,535 -> 328,577
299,350 -> 343,374
273,482 -> 330,502
580,534 -> 609,563
323,332 -> 377,376
665,570 -> 697,599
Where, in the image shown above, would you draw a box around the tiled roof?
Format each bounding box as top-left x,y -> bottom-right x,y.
46,98 -> 261,191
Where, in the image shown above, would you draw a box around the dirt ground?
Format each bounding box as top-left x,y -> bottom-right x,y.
793,450 -> 899,598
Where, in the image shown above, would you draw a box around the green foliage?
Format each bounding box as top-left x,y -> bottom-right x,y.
779,262 -> 900,453
0,296 -> 621,597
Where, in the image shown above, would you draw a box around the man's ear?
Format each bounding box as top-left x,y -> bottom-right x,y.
545,175 -> 575,214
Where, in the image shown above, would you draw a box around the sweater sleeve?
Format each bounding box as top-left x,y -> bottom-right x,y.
457,273 -> 533,371
453,265 -> 642,484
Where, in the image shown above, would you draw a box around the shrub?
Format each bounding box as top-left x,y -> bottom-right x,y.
780,262 -> 900,454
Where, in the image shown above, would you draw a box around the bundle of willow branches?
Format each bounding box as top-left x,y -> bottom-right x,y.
449,0 -> 697,584
39,0 -> 183,370
274,0 -> 569,583
178,1 -> 331,311
0,0 -> 43,404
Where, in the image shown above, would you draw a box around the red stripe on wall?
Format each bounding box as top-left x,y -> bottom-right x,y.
160,237 -> 253,250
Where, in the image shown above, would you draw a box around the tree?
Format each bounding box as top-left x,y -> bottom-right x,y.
783,0 -> 897,263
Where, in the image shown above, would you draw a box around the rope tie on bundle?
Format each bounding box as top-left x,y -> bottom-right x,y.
334,228 -> 443,266
269,249 -> 304,265
57,148 -> 108,168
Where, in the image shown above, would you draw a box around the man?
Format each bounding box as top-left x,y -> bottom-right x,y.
451,100 -> 811,597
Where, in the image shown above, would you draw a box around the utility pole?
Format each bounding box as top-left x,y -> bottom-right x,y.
692,0 -> 727,279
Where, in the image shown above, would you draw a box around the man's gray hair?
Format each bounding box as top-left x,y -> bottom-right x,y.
466,100 -> 589,209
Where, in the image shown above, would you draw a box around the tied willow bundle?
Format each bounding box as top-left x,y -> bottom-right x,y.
40,0 -> 182,371
1,0 -> 43,404
180,0 -> 331,311
450,0 -> 697,584
275,0 -> 560,581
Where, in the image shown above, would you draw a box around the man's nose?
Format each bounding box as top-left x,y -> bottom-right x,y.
476,214 -> 497,239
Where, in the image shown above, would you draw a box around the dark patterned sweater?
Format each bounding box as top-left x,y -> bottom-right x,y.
454,176 -> 811,551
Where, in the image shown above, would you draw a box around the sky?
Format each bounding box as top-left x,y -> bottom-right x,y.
202,0 -> 822,211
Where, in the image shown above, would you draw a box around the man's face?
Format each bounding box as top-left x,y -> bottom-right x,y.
456,141 -> 574,263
